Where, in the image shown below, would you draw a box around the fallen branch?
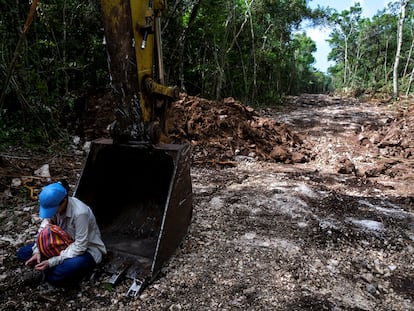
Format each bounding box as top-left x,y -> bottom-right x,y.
0,153 -> 31,160
0,0 -> 39,110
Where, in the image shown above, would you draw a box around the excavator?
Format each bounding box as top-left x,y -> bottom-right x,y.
73,0 -> 193,296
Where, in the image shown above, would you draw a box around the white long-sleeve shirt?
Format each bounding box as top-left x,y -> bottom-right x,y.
32,197 -> 106,268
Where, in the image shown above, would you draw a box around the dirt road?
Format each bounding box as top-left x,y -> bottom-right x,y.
0,94 -> 413,310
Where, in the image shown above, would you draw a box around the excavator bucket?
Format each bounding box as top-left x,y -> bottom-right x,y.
72,0 -> 193,295
74,139 -> 192,295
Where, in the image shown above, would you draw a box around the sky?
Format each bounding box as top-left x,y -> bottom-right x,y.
306,0 -> 390,73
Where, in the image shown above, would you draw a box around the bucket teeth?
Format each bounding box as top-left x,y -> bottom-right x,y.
108,262 -> 130,285
126,278 -> 145,297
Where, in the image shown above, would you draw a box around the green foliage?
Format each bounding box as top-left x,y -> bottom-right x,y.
0,0 -> 106,148
0,108 -> 49,148
162,0 -> 330,105
327,1 -> 414,96
1,0 -> 335,149
5,0 -> 414,150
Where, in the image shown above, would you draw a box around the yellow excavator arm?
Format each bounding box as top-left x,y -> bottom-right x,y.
101,0 -> 179,143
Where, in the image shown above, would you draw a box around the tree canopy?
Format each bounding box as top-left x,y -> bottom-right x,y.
327,1 -> 414,96
0,0 -> 412,146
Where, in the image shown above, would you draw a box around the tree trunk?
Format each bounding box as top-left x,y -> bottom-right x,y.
384,38 -> 389,84
405,64 -> 414,95
403,36 -> 414,77
393,0 -> 408,99
245,0 -> 257,102
175,0 -> 202,91
344,37 -> 348,86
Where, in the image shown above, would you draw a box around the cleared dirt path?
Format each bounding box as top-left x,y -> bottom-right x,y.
1,94 -> 413,310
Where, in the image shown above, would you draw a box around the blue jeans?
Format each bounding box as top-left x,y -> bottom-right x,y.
17,243 -> 96,287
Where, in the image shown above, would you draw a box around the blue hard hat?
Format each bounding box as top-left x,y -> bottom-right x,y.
39,183 -> 67,218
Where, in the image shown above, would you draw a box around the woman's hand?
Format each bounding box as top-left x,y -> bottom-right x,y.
25,253 -> 41,266
34,260 -> 49,271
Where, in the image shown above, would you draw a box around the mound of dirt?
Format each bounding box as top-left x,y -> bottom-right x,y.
371,103 -> 414,160
169,95 -> 310,164
73,91 -> 311,164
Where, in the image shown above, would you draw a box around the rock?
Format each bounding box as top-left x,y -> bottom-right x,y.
0,273 -> 7,282
11,178 -> 22,187
374,262 -> 384,275
366,284 -> 378,295
83,141 -> 91,153
270,146 -> 289,162
243,287 -> 256,296
34,164 -> 51,179
338,157 -> 355,174
355,168 -> 366,177
168,304 -> 182,310
73,136 -> 81,145
291,152 -> 307,163
359,136 -> 371,147
388,265 -> 397,271
361,273 -> 374,283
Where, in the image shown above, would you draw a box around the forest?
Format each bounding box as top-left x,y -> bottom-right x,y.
0,0 -> 413,146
